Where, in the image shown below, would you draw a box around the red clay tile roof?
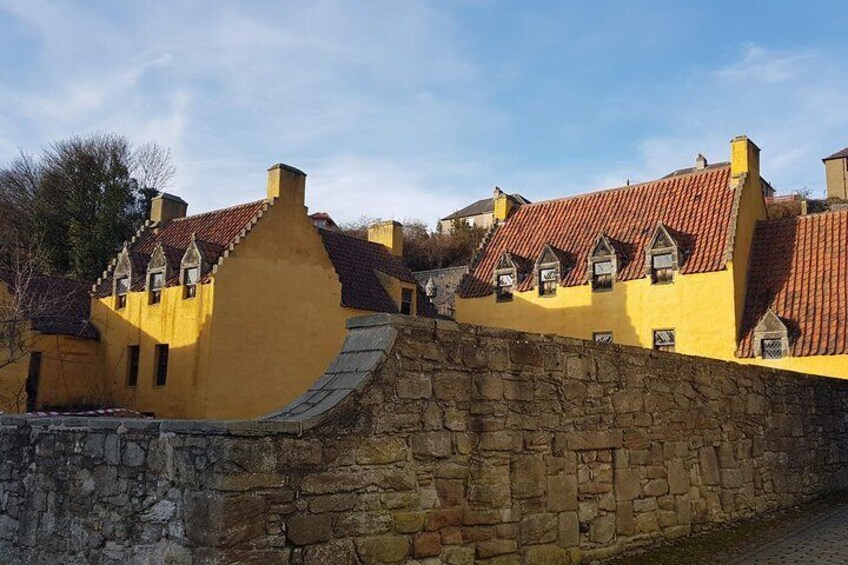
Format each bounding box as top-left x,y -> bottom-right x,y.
95,201 -> 266,297
459,166 -> 736,298
738,210 -> 848,358
319,228 -> 436,317
0,270 -> 98,339
823,147 -> 848,161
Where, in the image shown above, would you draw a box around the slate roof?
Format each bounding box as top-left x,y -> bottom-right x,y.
442,193 -> 530,221
0,270 -> 98,339
458,165 -> 736,298
823,147 -> 848,161
319,228 -> 436,317
738,210 -> 848,358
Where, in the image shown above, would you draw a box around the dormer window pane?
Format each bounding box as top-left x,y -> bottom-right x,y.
115,276 -> 129,309
149,272 -> 164,304
401,288 -> 413,315
183,267 -> 199,299
761,338 -> 783,359
496,272 -> 514,301
592,260 -> 613,291
651,252 -> 674,284
539,267 -> 557,296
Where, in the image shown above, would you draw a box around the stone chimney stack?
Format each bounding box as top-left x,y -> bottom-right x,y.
731,135 -> 760,181
823,148 -> 848,200
368,220 -> 404,257
695,154 -> 708,170
267,163 -> 307,206
150,193 -> 188,225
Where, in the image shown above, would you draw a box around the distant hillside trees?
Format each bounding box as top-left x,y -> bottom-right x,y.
0,133 -> 176,280
340,217 -> 486,272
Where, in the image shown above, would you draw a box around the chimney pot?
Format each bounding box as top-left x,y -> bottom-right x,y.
695,154 -> 707,170
150,193 -> 188,224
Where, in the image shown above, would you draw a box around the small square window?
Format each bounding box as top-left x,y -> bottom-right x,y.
539,267 -> 557,296
653,329 -> 676,352
183,267 -> 199,299
115,276 -> 129,309
401,288 -> 413,315
761,338 -> 783,359
593,332 -> 613,344
149,272 -> 164,304
496,272 -> 514,301
154,344 -> 169,387
592,261 -> 613,291
127,345 -> 140,387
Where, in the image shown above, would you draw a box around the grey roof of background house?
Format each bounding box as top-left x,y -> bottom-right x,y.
441,193 -> 530,221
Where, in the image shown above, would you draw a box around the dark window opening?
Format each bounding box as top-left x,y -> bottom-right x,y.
761,338 -> 783,359
496,272 -> 514,301
653,329 -> 676,352
593,332 -> 613,344
401,288 -> 413,315
25,352 -> 42,412
592,260 -> 613,292
539,267 -> 557,296
651,253 -> 674,284
154,344 -> 169,387
183,267 -> 199,299
149,272 -> 164,304
116,276 -> 129,309
127,345 -> 140,387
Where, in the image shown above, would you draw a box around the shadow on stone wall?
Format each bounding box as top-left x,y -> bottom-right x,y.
1,314 -> 848,564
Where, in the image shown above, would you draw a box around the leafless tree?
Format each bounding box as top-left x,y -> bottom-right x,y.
133,141 -> 177,195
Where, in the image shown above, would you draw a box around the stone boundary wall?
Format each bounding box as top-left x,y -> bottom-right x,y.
2,314 -> 848,564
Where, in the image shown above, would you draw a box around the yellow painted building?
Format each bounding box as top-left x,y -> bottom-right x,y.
456,136 -> 848,379
0,271 -> 100,413
89,164 -> 432,419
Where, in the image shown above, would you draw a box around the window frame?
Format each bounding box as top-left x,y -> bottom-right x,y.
645,224 -> 681,285
495,271 -> 515,301
115,276 -> 129,309
148,270 -> 165,305
127,345 -> 140,387
593,331 -> 613,344
652,329 -> 676,352
400,287 -> 413,315
182,266 -> 199,299
154,344 -> 169,387
761,338 -> 784,360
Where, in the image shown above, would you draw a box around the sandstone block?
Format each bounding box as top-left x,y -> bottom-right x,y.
354,535 -> 410,564
616,502 -> 635,535
643,478 -> 669,497
511,455 -> 545,499
425,508 -> 462,531
397,374 -> 432,399
356,437 -> 407,465
476,538 -> 517,558
558,511 -> 579,547
393,511 -> 424,533
546,473 -> 577,512
434,374 -> 471,402
287,514 -> 333,546
413,531 -> 442,558
509,340 -> 543,366
590,515 -> 615,544
668,459 -> 690,495
523,546 -> 572,565
474,374 -> 504,400
442,546 -> 474,565
520,513 -> 558,545
566,431 -> 622,451
304,540 -> 358,565
699,447 -> 720,486
412,432 -> 452,459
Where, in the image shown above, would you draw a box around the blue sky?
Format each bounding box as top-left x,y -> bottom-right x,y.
2,1 -> 848,224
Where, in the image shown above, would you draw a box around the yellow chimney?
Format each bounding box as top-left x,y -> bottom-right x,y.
368,220 -> 404,257
267,163 -> 307,205
730,135 -> 760,180
493,187 -> 514,222
150,193 -> 188,224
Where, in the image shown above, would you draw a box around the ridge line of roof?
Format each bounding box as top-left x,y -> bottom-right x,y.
758,207 -> 848,226
515,164 -> 732,211
169,199 -> 267,222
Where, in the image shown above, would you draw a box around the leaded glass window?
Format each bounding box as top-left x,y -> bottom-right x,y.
593,332 -> 613,344
761,338 -> 783,359
653,329 -> 676,352
592,260 -> 613,291
497,272 -> 514,301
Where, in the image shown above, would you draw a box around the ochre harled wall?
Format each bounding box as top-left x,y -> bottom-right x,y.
203,196 -> 371,420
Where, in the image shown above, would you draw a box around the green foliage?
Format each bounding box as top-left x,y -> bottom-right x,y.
0,133 -> 175,280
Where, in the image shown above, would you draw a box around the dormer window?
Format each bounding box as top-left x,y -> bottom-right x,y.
493,252 -> 519,302
115,276 -> 129,309
183,267 -> 199,299
149,271 -> 164,304
587,235 -> 618,293
592,260 -> 614,291
496,272 -> 514,301
645,223 -> 681,285
753,309 -> 790,360
535,244 -> 563,297
401,288 -> 413,315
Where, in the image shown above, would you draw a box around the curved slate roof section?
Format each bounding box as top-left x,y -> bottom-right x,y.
459,166 -> 735,298
738,209 -> 848,358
